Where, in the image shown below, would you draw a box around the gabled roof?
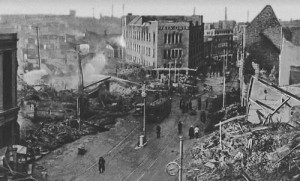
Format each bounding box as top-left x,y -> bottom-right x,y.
247,5 -> 280,29
262,26 -> 282,50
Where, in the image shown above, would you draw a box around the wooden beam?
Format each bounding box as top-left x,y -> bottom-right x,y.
214,115 -> 246,127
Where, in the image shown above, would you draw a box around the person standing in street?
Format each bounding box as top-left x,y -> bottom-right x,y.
205,98 -> 209,109
198,97 -> 201,110
189,100 -> 192,110
99,156 -> 105,173
194,125 -> 200,138
189,126 -> 194,139
179,98 -> 183,110
178,121 -> 182,134
156,125 -> 161,138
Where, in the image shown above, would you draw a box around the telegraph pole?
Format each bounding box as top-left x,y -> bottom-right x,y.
220,49 -> 227,149
36,26 -> 41,69
141,83 -> 147,145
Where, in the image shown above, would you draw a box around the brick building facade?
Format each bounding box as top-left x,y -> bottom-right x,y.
0,33 -> 19,148
122,14 -> 204,70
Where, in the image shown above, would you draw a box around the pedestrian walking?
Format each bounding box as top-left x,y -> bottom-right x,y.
205,99 -> 209,109
201,111 -> 206,123
189,100 -> 192,110
178,121 -> 182,134
179,99 -> 183,109
189,126 -> 194,139
99,156 -> 105,173
156,125 -> 161,138
198,97 -> 201,110
194,125 -> 200,138
185,102 -> 189,113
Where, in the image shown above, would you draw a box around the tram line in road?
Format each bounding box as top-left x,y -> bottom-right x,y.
123,99 -> 189,181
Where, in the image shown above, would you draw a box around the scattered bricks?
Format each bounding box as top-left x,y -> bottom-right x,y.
204,162 -> 215,169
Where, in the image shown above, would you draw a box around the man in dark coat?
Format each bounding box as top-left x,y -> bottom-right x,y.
198,97 -> 201,110
179,99 -> 183,109
189,126 -> 194,139
188,100 -> 192,110
156,125 -> 161,138
99,157 -> 105,173
201,111 -> 206,123
178,121 -> 182,134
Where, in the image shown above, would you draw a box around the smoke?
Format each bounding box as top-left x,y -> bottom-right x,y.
110,35 -> 126,48
23,69 -> 48,85
83,52 -> 107,82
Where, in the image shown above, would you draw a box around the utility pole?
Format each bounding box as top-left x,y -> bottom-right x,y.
36,26 -> 41,69
179,136 -> 183,181
141,83 -> 147,143
220,49 -> 227,149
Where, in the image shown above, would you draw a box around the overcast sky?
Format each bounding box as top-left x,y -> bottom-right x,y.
0,0 -> 299,22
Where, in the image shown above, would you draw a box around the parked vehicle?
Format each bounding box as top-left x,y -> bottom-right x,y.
147,97 -> 172,123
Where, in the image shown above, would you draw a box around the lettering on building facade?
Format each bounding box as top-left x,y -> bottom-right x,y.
158,26 -> 189,30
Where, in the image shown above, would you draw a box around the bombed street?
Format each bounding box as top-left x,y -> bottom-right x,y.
2,1 -> 300,181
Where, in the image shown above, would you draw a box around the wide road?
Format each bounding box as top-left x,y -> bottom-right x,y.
35,94 -> 204,181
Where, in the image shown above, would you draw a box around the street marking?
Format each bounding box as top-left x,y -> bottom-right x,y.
136,173 -> 146,181
74,124 -> 140,178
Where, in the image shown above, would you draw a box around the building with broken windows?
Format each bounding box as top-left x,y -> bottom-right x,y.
237,5 -> 300,105
0,33 -> 19,148
122,14 -> 204,71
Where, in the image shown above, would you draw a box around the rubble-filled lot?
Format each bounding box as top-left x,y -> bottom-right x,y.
185,103 -> 300,181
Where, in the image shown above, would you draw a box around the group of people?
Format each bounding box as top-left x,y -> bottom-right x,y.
180,98 -> 193,113
189,125 -> 200,139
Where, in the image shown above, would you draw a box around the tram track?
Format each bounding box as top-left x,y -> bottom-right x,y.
122,99 -> 188,181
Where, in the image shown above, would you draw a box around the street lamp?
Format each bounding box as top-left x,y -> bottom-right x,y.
141,83 -> 147,145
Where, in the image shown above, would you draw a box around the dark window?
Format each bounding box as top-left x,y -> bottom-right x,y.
168,34 -> 172,44
179,34 -> 182,43
164,34 -> 167,44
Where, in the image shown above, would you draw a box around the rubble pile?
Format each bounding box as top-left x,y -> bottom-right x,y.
110,82 -> 139,96
186,113 -> 300,180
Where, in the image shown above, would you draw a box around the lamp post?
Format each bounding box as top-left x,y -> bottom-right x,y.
141,83 -> 147,143
179,136 -> 183,181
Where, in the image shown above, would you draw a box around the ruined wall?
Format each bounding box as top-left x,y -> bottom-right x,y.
245,5 -> 281,76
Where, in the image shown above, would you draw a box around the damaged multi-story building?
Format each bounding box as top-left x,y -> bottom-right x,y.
237,5 -> 300,105
122,13 -> 204,81
0,33 -> 19,148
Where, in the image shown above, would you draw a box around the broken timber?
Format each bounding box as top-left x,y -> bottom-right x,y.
214,115 -> 246,127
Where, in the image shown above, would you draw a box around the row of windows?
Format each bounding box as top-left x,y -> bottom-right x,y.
163,49 -> 183,59
164,33 -> 183,44
190,31 -> 202,41
215,30 -> 232,35
126,30 -> 155,43
216,42 -> 231,48
126,42 -> 155,58
215,36 -> 232,41
126,54 -> 153,66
